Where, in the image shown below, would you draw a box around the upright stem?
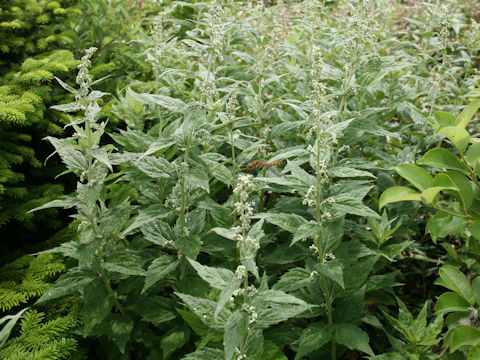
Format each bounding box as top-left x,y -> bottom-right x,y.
314,120 -> 335,359
85,121 -> 125,314
257,77 -> 263,123
100,259 -> 126,315
179,136 -> 191,279
230,125 -> 237,182
321,276 -> 335,359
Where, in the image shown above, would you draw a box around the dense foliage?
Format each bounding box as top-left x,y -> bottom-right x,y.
0,0 -> 156,258
2,0 -> 480,359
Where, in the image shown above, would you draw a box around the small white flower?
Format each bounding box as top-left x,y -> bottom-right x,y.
309,270 -> 319,281
235,265 -> 247,279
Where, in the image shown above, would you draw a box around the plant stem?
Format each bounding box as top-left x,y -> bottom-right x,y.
320,275 -> 335,359
179,136 -> 191,279
230,125 -> 237,183
100,262 -> 126,315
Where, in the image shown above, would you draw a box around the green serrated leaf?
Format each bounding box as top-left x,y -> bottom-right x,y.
224,311 -> 249,360
82,279 -> 113,336
294,322 -> 331,360
143,255 -> 179,293
333,324 -> 374,356
254,212 -> 308,233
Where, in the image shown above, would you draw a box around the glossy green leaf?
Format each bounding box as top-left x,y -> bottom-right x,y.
421,187 -> 448,204
438,126 -> 471,153
451,326 -> 480,352
468,345 -> 480,360
435,292 -> 471,315
434,111 -> 457,129
417,148 -> 469,175
395,164 -> 433,191
427,212 -> 458,243
466,142 -> 480,171
472,277 -> 480,306
379,186 -> 421,210
430,171 -> 473,208
439,265 -> 474,305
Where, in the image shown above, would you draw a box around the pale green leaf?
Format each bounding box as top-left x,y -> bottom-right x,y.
456,100 -> 480,129
379,186 -> 421,210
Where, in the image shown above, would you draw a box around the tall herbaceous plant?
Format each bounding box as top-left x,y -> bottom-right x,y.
26,0 -> 480,358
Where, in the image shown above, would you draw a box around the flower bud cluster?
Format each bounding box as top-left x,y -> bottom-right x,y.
206,0 -> 226,61
76,47 -> 96,100
242,303 -> 258,324
320,211 -> 332,223
323,252 -> 336,263
338,145 -> 350,154
309,270 -> 319,281
233,174 -> 254,230
235,265 -> 247,280
235,348 -> 247,360
165,183 -> 183,212
229,285 -> 258,308
438,5 -> 451,51
198,74 -> 220,103
234,232 -> 260,252
226,85 -> 240,122
302,185 -> 317,207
